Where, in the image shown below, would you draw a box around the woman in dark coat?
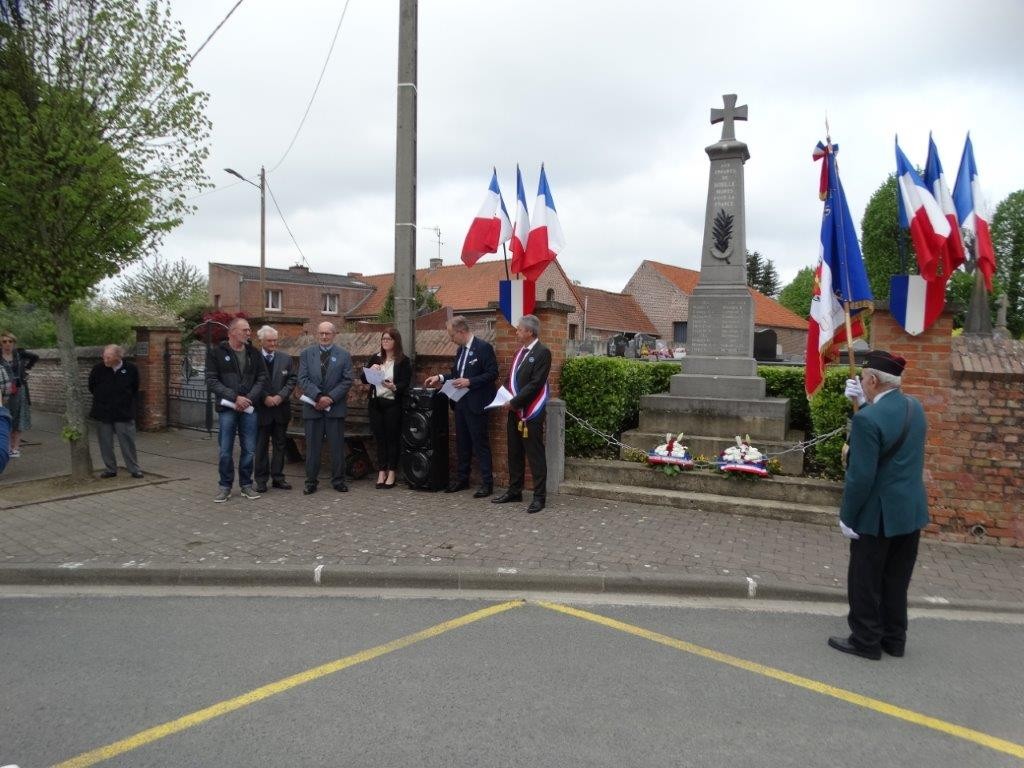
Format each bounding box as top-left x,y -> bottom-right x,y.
0,330 -> 39,458
361,327 -> 412,488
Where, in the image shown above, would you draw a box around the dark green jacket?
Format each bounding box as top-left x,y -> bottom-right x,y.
840,389 -> 929,537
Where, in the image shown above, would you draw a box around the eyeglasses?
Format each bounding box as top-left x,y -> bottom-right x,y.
381,336 -> 393,341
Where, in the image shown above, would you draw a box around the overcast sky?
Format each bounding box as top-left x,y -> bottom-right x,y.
153,0 -> 1024,294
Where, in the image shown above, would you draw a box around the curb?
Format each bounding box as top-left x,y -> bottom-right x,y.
1,564 -> 1021,614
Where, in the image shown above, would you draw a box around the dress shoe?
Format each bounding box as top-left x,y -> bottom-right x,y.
131,471 -> 145,479
444,480 -> 469,493
828,635 -> 881,660
881,640 -> 905,658
254,483 -> 268,493
473,485 -> 493,499
491,490 -> 523,504
526,498 -> 545,514
383,481 -> 397,489
376,481 -> 385,489
272,480 -> 292,490
100,470 -> 117,478
303,483 -> 317,495
333,482 -> 349,493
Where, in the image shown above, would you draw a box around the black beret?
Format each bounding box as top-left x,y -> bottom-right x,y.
863,349 -> 906,376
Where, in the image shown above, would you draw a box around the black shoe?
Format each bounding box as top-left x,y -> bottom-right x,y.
131,471 -> 144,479
333,482 -> 349,493
272,480 -> 292,490
376,481 -> 385,489
444,480 -> 469,493
383,481 -> 397,489
526,498 -> 545,514
254,483 -> 268,493
881,640 -> 906,658
828,635 -> 881,660
492,490 -> 523,504
100,471 -> 117,479
473,485 -> 493,499
303,483 -> 317,495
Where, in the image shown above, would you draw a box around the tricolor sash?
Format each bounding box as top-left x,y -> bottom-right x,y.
509,346 -> 548,423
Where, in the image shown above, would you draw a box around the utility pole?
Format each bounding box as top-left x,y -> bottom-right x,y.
259,165 -> 266,314
394,0 -> 418,358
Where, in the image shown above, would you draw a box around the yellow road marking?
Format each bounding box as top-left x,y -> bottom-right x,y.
52,600 -> 524,768
536,600 -> 1024,761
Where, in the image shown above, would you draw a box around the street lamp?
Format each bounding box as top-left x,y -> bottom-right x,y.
225,166 -> 266,316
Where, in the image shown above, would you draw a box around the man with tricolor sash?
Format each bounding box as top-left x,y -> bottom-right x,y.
492,314 -> 551,514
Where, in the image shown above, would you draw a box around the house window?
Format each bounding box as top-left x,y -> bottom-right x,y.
265,289 -> 282,312
569,324 -> 578,340
545,288 -> 555,301
673,321 -> 688,343
321,293 -> 339,314
213,294 -> 221,309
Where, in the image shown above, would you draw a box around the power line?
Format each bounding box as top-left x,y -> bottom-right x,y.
187,0 -> 247,65
268,0 -> 353,174
264,177 -> 310,265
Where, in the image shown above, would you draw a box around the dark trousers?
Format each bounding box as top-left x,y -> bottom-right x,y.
255,419 -> 287,484
847,529 -> 921,650
304,416 -> 345,485
95,420 -> 140,475
368,399 -> 402,471
506,411 -> 546,500
454,404 -> 492,485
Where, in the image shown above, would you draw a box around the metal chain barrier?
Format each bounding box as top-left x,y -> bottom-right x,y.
565,408 -> 845,470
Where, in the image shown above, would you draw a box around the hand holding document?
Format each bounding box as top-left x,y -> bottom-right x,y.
485,386 -> 513,410
220,398 -> 254,414
300,394 -> 330,412
439,379 -> 468,402
363,366 -> 386,386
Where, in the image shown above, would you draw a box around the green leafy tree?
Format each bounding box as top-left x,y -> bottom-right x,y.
113,255 -> 208,315
377,283 -> 441,323
992,190 -> 1024,337
746,250 -> 781,298
860,174 -> 911,303
778,266 -> 815,320
745,250 -> 763,289
0,0 -> 210,478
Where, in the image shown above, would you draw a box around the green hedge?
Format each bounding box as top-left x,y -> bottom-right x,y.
808,366 -> 856,479
757,365 -> 810,433
561,357 -> 679,457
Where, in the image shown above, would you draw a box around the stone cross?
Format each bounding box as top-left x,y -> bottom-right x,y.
710,94 -> 748,141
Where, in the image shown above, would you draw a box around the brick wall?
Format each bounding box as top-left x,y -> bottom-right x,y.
20,347 -> 105,418
623,264 -> 690,341
871,307 -> 1024,547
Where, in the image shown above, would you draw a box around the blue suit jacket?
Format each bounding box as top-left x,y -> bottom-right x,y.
840,389 -> 929,537
297,344 -> 353,420
448,336 -> 498,415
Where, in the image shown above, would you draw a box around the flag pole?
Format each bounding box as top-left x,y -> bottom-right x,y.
827,126 -> 861,413
502,242 -> 510,280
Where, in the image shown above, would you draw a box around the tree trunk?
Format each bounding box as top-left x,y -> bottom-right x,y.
52,305 -> 93,479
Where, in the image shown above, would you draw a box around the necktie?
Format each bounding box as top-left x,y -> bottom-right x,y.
320,348 -> 331,381
265,354 -> 273,366
458,345 -> 469,378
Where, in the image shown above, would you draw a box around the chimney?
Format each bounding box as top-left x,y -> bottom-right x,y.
429,257 -> 442,271
288,264 -> 310,274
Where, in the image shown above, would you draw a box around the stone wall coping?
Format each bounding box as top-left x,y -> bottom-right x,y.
951,335 -> 1024,381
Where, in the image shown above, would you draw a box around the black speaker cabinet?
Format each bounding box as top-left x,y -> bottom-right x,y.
401,387 -> 449,490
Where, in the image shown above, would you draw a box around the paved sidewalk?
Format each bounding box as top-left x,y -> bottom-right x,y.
1,412 -> 1023,608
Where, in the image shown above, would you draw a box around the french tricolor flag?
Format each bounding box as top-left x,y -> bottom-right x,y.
460,169 -> 512,267
499,279 -> 535,326
896,140 -> 951,281
889,274 -> 946,336
522,164 -> 565,282
923,135 -> 965,280
509,165 -> 530,275
952,134 -> 996,292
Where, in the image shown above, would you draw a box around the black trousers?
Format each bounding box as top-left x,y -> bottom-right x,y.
847,529 -> 921,650
304,417 -> 345,485
506,411 -> 546,500
368,398 -> 402,471
454,404 -> 492,485
255,419 -> 287,484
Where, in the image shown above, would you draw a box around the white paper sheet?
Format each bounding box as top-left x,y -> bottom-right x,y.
300,394 -> 330,412
440,379 -> 468,402
363,366 -> 386,386
485,386 -> 513,410
220,398 -> 254,414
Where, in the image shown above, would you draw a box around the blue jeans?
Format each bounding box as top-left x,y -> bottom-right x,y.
218,409 -> 258,489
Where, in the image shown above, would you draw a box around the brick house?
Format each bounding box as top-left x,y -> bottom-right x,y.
623,260 -> 807,360
208,263 -> 374,334
571,285 -> 659,349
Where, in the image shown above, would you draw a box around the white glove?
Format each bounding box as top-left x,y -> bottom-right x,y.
839,520 -> 860,540
844,377 -> 866,406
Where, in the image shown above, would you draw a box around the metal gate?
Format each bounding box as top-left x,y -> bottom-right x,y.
165,338 -> 214,433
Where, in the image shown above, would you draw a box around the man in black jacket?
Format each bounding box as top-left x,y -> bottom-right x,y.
254,325 -> 296,493
88,345 -> 143,479
205,317 -> 268,502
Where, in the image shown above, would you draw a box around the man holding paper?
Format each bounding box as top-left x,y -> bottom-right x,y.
298,322 -> 354,495
424,315 -> 497,497
205,317 -> 268,503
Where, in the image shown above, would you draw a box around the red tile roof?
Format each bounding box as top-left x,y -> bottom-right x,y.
347,258 -> 576,319
574,285 -> 658,335
642,260 -> 806,330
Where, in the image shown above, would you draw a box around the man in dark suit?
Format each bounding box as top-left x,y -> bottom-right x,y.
297,322 -> 353,495
424,315 -> 497,497
829,350 -> 929,661
493,314 -> 551,514
254,325 -> 297,493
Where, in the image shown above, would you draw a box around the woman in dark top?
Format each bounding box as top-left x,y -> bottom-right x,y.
361,327 -> 412,488
0,330 -> 39,458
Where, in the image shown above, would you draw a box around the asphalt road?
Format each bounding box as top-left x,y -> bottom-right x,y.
1,589 -> 1022,767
